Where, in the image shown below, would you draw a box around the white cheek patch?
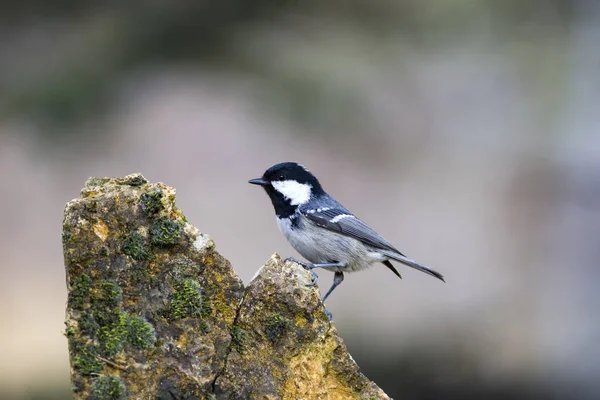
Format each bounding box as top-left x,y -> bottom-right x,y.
272,180 -> 312,205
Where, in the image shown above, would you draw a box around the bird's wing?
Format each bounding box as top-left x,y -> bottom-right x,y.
301,205 -> 445,282
300,206 -> 405,256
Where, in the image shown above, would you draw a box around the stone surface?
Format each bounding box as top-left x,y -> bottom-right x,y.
63,173 -> 389,399
214,255 -> 390,400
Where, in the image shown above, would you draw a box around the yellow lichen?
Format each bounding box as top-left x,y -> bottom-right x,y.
294,312 -> 308,328
283,332 -> 359,400
175,330 -> 188,349
93,220 -> 109,241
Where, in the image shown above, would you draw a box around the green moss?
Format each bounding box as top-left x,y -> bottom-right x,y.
74,345 -> 104,375
96,311 -> 157,356
69,273 -> 92,310
96,281 -> 123,308
124,315 -> 156,349
89,282 -> 124,356
199,321 -> 210,333
200,299 -> 212,318
90,375 -> 126,400
98,324 -> 126,357
64,327 -> 76,337
123,174 -> 147,186
264,313 -> 288,342
62,230 -> 73,244
130,264 -> 151,285
150,218 -> 182,246
122,232 -> 151,260
85,177 -> 111,187
140,190 -> 163,214
170,279 -> 203,320
231,325 -> 246,353
77,278 -> 157,356
79,313 -> 100,336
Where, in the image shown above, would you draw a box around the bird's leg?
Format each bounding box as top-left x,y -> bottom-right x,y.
322,271 -> 344,303
285,257 -> 346,271
322,271 -> 344,320
284,257 -> 319,285
284,257 -> 312,269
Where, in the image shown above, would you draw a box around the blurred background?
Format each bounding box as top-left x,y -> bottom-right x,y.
1,0 -> 599,398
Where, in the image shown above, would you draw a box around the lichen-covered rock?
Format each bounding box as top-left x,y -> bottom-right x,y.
213,255 -> 389,400
63,173 -> 389,399
63,173 -> 244,399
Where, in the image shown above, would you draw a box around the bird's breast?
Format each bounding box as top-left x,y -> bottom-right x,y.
276,215 -> 383,272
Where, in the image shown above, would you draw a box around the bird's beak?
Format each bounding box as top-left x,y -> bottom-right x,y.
248,178 -> 269,186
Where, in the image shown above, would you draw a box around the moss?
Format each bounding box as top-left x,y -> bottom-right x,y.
199,321 -> 210,334
98,324 -> 126,357
130,264 -> 151,285
200,298 -> 212,318
79,313 -> 100,336
74,346 -> 104,375
94,310 -> 157,356
78,277 -> 156,356
96,281 -> 123,308
64,327 -> 76,337
122,232 -> 151,260
140,190 -> 163,214
231,325 -> 246,353
170,279 -> 203,320
150,218 -> 182,246
99,246 -> 109,257
264,313 -> 288,342
90,375 -> 126,400
122,174 -> 147,186
124,315 -> 156,349
90,282 -> 125,356
62,230 -> 74,244
69,273 -> 92,310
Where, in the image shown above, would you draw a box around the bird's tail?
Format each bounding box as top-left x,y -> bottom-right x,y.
381,250 -> 445,282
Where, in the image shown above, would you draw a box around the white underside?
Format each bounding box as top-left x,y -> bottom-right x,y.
277,215 -> 385,273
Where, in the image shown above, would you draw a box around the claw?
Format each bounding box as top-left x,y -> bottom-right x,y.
324,309 -> 333,320
306,269 -> 319,287
284,257 -> 312,270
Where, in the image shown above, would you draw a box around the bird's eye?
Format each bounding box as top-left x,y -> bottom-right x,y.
278,174 -> 286,181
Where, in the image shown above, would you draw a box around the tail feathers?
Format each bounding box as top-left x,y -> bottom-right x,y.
382,251 -> 445,282
382,260 -> 402,279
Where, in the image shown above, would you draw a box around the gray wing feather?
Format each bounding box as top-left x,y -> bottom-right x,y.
301,207 -> 405,256
301,205 -> 445,282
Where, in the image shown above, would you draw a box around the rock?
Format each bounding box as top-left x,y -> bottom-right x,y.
63,173 -> 390,399
214,255 -> 390,399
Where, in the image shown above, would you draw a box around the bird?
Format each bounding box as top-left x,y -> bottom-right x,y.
248,162 -> 444,311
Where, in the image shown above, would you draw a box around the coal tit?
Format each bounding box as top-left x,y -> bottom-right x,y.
249,162 -> 444,306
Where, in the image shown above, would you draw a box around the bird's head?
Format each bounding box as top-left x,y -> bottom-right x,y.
249,162 -> 324,217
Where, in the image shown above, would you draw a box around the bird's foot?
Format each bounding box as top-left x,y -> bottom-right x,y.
284,257 -> 319,286
324,308 -> 333,320
307,269 -> 319,286
284,257 -> 312,269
